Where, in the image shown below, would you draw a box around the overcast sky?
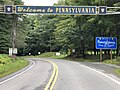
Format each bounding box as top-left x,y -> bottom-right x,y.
22,0 -> 59,6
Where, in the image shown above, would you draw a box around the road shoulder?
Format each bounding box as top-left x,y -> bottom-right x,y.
78,61 -> 120,80
0,59 -> 33,83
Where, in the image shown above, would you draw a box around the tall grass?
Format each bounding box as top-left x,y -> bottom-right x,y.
0,54 -> 29,78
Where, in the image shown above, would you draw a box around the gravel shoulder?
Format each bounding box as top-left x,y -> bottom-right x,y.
79,61 -> 120,78
44,58 -> 120,90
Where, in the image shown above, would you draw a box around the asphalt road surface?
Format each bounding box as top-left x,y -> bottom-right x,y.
0,58 -> 120,90
0,59 -> 53,90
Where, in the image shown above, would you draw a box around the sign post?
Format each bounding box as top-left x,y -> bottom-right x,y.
110,49 -> 112,60
96,37 -> 117,61
100,49 -> 102,62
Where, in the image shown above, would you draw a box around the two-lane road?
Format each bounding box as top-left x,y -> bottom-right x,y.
49,59 -> 120,90
0,58 -> 120,90
0,59 -> 53,90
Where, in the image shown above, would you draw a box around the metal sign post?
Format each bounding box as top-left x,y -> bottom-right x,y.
110,49 -> 112,60
100,49 -> 102,62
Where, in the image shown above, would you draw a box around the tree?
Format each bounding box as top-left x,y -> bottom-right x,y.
25,15 -> 58,55
0,14 -> 12,53
0,0 -> 23,54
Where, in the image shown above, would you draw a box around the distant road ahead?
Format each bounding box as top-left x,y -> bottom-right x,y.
0,58 -> 120,90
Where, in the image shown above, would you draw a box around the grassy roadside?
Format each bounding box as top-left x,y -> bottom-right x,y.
0,55 -> 29,78
103,59 -> 120,65
21,52 -> 67,59
114,68 -> 120,76
102,59 -> 120,76
22,52 -> 120,64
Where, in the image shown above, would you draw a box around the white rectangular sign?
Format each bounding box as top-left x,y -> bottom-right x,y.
9,48 -> 17,56
56,52 -> 60,56
13,48 -> 17,54
9,48 -> 12,56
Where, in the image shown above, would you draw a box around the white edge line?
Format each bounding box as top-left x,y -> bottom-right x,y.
80,64 -> 120,85
0,60 -> 35,85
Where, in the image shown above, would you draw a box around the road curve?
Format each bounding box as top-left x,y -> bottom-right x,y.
39,58 -> 120,90
1,58 -> 120,90
0,59 -> 53,90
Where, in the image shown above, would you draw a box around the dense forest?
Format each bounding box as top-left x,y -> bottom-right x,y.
0,0 -> 120,60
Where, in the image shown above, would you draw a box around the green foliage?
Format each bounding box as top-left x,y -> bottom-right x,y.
21,52 -> 68,59
25,15 -> 58,55
23,0 -> 120,59
116,57 -> 120,62
16,15 -> 31,55
74,58 -> 96,62
0,54 -> 12,64
0,0 -> 23,54
0,0 -> 120,61
39,52 -> 56,58
37,52 -> 67,59
103,60 -> 120,65
114,68 -> 120,76
0,54 -> 29,77
0,14 -> 12,53
0,0 -> 23,5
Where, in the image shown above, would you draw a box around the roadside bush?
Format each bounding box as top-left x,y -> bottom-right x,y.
116,57 -> 120,62
103,60 -> 120,66
0,55 -> 12,65
39,52 -> 56,57
0,56 -> 29,78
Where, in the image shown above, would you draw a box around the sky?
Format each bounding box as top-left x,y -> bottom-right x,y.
22,0 -> 59,6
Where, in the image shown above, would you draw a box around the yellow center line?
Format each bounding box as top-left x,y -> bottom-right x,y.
50,62 -> 58,90
44,60 -> 58,90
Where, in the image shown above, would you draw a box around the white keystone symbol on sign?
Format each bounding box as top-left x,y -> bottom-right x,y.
7,7 -> 11,11
101,8 -> 105,12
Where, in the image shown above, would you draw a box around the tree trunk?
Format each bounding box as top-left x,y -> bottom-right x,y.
12,14 -> 17,55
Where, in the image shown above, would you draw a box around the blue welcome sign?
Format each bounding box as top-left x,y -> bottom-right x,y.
96,37 -> 117,49
15,6 -> 97,15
